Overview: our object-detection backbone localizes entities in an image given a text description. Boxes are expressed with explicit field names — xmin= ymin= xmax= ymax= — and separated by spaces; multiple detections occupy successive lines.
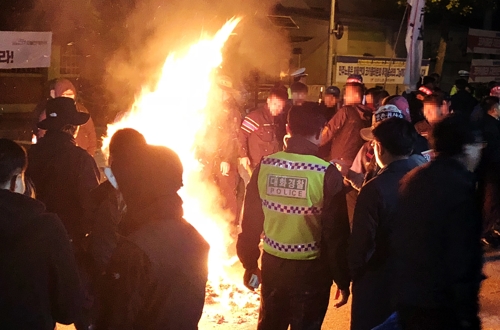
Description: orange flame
xmin=102 ymin=17 xmax=260 ymax=322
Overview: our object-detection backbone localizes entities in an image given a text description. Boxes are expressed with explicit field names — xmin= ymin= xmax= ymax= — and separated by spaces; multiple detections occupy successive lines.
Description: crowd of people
xmin=0 ymin=71 xmax=499 ymax=330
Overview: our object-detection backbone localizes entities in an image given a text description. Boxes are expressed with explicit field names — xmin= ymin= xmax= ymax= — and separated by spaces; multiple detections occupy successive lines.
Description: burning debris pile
xmin=102 ymin=18 xmax=261 ymax=324
xmin=204 ymin=283 xmax=260 ymax=324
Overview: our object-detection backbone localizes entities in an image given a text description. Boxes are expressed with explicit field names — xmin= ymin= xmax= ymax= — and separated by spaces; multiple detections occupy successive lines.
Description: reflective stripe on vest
xmin=258 ymin=151 xmax=329 ymax=260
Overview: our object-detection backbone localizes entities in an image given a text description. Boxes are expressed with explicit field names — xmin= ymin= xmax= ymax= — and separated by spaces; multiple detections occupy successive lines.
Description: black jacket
xmin=97 ymin=198 xmax=209 ymax=330
xmin=393 ymin=157 xmax=483 ymax=324
xmin=348 ymin=159 xmax=418 ymax=330
xmin=0 ymin=189 xmax=81 ymax=329
xmin=27 ymin=130 xmax=100 ymax=246
xmin=90 ymin=181 xmax=126 ymax=273
xmin=237 ymin=136 xmax=351 ymax=291
xmin=451 ymin=90 xmax=478 ymax=118
xmin=321 ymin=104 xmax=372 ymax=164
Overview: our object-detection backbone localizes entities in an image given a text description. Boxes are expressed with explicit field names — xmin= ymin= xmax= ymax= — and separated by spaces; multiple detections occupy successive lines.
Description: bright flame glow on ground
xmin=102 ymin=18 xmax=260 ymax=323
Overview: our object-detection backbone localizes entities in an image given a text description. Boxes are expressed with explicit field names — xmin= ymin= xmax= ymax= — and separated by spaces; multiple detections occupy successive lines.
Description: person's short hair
xmin=109 ymin=128 xmax=147 ymax=160
xmin=372 ymin=117 xmax=417 ymax=156
xmin=290 ymin=82 xmax=308 ymax=94
xmin=423 ymin=92 xmax=445 ymax=106
xmin=268 ymin=87 xmax=288 ymax=101
xmin=480 ymin=96 xmax=500 ymax=115
xmin=287 ymin=103 xmax=326 ymax=137
xmin=0 ymin=139 xmax=27 ymax=186
xmin=429 ymin=72 xmax=441 ymax=81
xmin=423 ymin=75 xmax=436 ymax=86
xmin=366 ymin=88 xmax=389 ymax=107
xmin=431 ymin=114 xmax=479 ymax=157
xmin=365 ymin=87 xmax=379 ymax=97
xmin=455 ymin=78 xmax=468 ymax=91
xmin=488 ymin=81 xmax=499 ymax=91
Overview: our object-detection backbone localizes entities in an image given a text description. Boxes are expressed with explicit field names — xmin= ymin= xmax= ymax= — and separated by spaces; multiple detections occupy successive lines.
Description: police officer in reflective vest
xmin=237 ymin=104 xmax=351 ymax=330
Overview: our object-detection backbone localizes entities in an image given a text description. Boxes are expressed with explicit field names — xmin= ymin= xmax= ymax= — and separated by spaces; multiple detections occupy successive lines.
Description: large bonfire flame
xmin=102 ymin=18 xmax=260 ymax=324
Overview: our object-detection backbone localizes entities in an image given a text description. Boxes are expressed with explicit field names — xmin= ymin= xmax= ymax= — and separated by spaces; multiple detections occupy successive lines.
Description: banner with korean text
xmin=335 ymin=55 xmax=430 ymax=85
xmin=0 ymin=31 xmax=52 ymax=69
xmin=469 ymin=59 xmax=500 ymax=83
xmin=467 ymin=28 xmax=500 ymax=55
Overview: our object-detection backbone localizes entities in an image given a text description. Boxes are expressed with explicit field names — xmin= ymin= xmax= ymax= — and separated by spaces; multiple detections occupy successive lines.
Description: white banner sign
xmin=469 ymin=59 xmax=500 ymax=83
xmin=0 ymin=31 xmax=52 ymax=69
xmin=467 ymin=28 xmax=500 ymax=55
xmin=335 ymin=56 xmax=430 ymax=85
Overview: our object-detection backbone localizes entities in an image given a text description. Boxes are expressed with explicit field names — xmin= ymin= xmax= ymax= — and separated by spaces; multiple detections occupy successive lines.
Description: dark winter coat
xmin=89 ymin=181 xmax=126 ymax=273
xmin=0 ymin=189 xmax=82 ymax=329
xmin=238 ymin=105 xmax=280 ymax=168
xmin=393 ymin=157 xmax=483 ymax=326
xmin=450 ymin=90 xmax=478 ymax=118
xmin=321 ymin=104 xmax=373 ymax=164
xmin=96 ymin=198 xmax=209 ymax=330
xmin=26 ymin=130 xmax=100 ymax=249
xmin=348 ymin=159 xmax=418 ymax=330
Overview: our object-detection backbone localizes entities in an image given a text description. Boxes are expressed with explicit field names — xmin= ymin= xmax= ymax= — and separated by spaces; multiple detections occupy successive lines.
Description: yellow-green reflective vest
xmin=257 ymin=151 xmax=329 ymax=260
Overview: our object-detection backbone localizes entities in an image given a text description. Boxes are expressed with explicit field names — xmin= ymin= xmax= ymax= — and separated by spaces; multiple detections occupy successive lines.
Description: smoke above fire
xmin=104 ymin=0 xmax=291 ymax=105
xmin=25 ymin=0 xmax=290 ymax=110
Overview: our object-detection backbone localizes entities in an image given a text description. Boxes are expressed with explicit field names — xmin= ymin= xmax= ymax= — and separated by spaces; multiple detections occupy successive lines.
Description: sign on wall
xmin=467 ymin=28 xmax=500 ymax=55
xmin=335 ymin=55 xmax=430 ymax=85
xmin=0 ymin=31 xmax=52 ymax=69
xmin=469 ymin=59 xmax=500 ymax=83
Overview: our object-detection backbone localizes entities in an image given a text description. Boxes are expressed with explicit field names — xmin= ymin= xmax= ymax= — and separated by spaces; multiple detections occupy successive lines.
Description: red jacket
xmin=238 ymin=105 xmax=279 ymax=168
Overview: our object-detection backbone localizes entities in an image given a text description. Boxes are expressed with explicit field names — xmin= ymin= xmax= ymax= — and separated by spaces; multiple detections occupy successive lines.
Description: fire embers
xmin=203 ymin=282 xmax=260 ymax=325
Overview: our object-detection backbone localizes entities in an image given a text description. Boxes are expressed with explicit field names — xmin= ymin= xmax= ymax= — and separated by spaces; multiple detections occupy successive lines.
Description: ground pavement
xmin=199 ymin=249 xmax=500 ymax=330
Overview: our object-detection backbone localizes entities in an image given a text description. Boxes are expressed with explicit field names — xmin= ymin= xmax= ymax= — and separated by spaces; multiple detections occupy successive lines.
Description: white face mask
xmin=463 ymin=143 xmax=485 ymax=172
xmin=104 ymin=167 xmax=119 ymax=189
xmin=13 ymin=172 xmax=26 ymax=195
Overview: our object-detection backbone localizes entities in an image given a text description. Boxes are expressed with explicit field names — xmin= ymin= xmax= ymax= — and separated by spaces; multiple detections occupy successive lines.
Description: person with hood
xmin=0 ymin=138 xmax=82 ymax=329
xmin=394 ymin=114 xmax=484 ymax=329
xmin=237 ymin=104 xmax=350 ymax=330
xmin=97 ymin=144 xmax=209 ymax=330
xmin=320 ymin=82 xmax=372 ymax=164
xmin=348 ymin=118 xmax=419 ymax=330
xmin=90 ymin=128 xmax=147 ymax=274
xmin=33 ymin=78 xmax=97 ymax=156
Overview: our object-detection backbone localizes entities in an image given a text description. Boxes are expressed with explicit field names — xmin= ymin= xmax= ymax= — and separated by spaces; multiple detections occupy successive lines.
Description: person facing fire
xmin=26 ymin=97 xmax=100 ymax=329
xmin=27 ymin=97 xmax=100 ymax=250
xmin=238 ymin=87 xmax=288 ymax=174
xmin=0 ymin=139 xmax=82 ymax=330
xmin=33 ymin=78 xmax=97 ymax=156
xmin=237 ymin=103 xmax=351 ymax=330
xmin=97 ymin=144 xmax=209 ymax=329
xmin=211 ymin=75 xmax=243 ymax=226
xmin=290 ymin=82 xmax=309 ymax=106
